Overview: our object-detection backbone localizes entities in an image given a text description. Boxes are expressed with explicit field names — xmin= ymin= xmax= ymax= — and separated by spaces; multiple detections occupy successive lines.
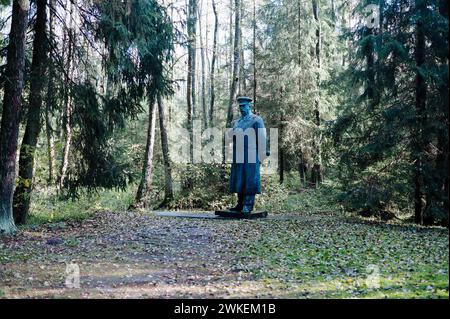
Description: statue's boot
xmin=241 ymin=194 xmax=255 ymax=214
xmin=241 ymin=206 xmax=252 ymax=214
xmin=228 ymin=193 xmax=244 ymax=212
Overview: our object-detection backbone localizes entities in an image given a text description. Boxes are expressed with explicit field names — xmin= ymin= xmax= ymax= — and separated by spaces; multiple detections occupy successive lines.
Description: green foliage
xmin=64 ymin=82 xmax=133 ymax=196
xmin=257 ymin=179 xmax=340 ymax=214
xmin=93 ymin=0 xmax=174 ymax=98
xmin=255 ymin=0 xmax=339 ymax=170
xmin=330 ymin=0 xmax=448 ymax=224
xmin=59 ymin=0 xmax=175 ymax=197
xmin=27 ymin=187 xmax=134 ymax=226
xmin=168 ymin=164 xmax=234 ymax=210
xmin=163 ymin=169 xmax=339 ymax=214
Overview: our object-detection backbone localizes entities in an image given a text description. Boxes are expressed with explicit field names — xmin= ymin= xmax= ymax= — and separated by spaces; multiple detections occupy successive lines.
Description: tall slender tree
xmin=209 ymin=0 xmax=218 ymax=125
xmin=297 ymin=0 xmax=307 ymax=187
xmin=59 ymin=0 xmax=75 ymax=189
xmin=226 ymin=0 xmax=241 ymax=128
xmin=198 ymin=1 xmax=207 ymax=129
xmin=186 ymin=0 xmax=197 ymax=165
xmin=45 ymin=0 xmax=56 ymax=186
xmin=252 ymin=0 xmax=257 ymax=110
xmin=13 ymin=0 xmax=48 ymax=225
xmin=0 ymin=0 xmax=30 ymax=234
xmin=239 ymin=0 xmax=245 ymax=94
xmin=134 ymin=94 xmax=157 ymax=206
xmin=311 ymin=0 xmax=322 ymax=186
xmin=157 ymin=94 xmax=174 ymax=204
xmin=437 ymin=0 xmax=449 ymax=217
xmin=413 ymin=0 xmax=427 ymax=224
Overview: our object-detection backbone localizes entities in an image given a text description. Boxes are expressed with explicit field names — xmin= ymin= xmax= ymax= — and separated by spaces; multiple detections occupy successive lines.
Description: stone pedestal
xmin=214 ymin=210 xmax=268 ymax=219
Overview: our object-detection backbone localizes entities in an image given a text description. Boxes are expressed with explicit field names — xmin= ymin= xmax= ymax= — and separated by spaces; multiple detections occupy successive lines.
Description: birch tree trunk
xmin=228 ymin=0 xmax=233 ymax=92
xmin=185 ymin=0 xmax=198 ymax=190
xmin=59 ymin=0 xmax=75 ymax=189
xmin=191 ymin=0 xmax=197 ymax=119
xmin=252 ymin=0 xmax=257 ymax=111
xmin=198 ymin=2 xmax=207 ymax=129
xmin=239 ymin=0 xmax=245 ymax=94
xmin=209 ymin=0 xmax=218 ymax=125
xmin=134 ymin=94 xmax=158 ymax=206
xmin=226 ymin=0 xmax=241 ymax=129
xmin=157 ymin=94 xmax=174 ymax=204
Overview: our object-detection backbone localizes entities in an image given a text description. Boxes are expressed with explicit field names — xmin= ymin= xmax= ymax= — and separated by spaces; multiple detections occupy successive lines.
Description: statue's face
xmin=239 ymin=102 xmax=251 ymax=116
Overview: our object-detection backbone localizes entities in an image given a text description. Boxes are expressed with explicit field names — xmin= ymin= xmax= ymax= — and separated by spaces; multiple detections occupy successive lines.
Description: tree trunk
xmin=437 ymin=0 xmax=449 ymax=224
xmin=311 ymin=0 xmax=322 ymax=187
xmin=134 ymin=94 xmax=158 ymax=206
xmin=228 ymin=0 xmax=233 ymax=92
xmin=279 ymin=115 xmax=285 ymax=184
xmin=0 ymin=0 xmax=29 ymax=234
xmin=365 ymin=22 xmax=377 ymax=110
xmin=297 ymin=0 xmax=305 ymax=186
xmin=185 ymin=0 xmax=197 ymax=190
xmin=191 ymin=0 xmax=197 ymax=119
xmin=209 ymin=0 xmax=218 ymax=125
xmin=413 ymin=0 xmax=427 ymax=225
xmin=226 ymin=0 xmax=241 ymax=129
xmin=187 ymin=24 xmax=193 ymax=165
xmin=223 ymin=0 xmax=240 ymax=177
xmin=252 ymin=0 xmax=257 ymax=111
xmin=46 ymin=0 xmax=56 ymax=186
xmin=331 ymin=0 xmax=336 ymax=26
xmin=157 ymin=94 xmax=174 ymax=205
xmin=198 ymin=3 xmax=207 ymax=129
xmin=298 ymin=153 xmax=307 ymax=188
xmin=45 ymin=108 xmax=56 ymax=186
xmin=59 ymin=0 xmax=75 ymax=189
xmin=187 ymin=0 xmax=197 ymax=160
xmin=239 ymin=0 xmax=245 ymax=94
xmin=13 ymin=0 xmax=48 ymax=225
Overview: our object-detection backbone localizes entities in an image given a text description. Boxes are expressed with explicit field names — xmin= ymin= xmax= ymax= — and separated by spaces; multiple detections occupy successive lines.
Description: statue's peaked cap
xmin=237 ymin=96 xmax=252 ymax=103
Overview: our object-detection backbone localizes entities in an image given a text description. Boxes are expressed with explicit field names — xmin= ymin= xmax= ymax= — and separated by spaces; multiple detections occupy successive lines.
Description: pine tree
xmin=331 ymin=0 xmax=448 ymax=225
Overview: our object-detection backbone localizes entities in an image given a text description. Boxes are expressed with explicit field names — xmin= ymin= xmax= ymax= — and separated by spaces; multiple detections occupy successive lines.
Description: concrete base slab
xmin=154 ymin=211 xmax=268 ymax=220
xmin=155 ymin=211 xmax=219 ymax=219
xmin=214 ymin=210 xmax=268 ymax=219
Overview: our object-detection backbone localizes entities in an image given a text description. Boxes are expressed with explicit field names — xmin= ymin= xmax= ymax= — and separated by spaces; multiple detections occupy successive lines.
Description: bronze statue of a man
xmin=227 ymin=96 xmax=270 ymax=214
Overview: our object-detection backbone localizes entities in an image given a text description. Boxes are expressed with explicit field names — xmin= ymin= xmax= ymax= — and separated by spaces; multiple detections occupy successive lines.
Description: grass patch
xmin=257 ymin=180 xmax=341 ymax=214
xmin=26 ymin=187 xmax=135 ymax=226
xmin=0 ymin=251 xmax=33 ymax=265
xmin=243 ymin=192 xmax=449 ymax=299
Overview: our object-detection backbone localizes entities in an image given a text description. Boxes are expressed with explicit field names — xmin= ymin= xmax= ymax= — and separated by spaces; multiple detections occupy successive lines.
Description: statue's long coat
xmin=229 ymin=114 xmax=267 ymax=194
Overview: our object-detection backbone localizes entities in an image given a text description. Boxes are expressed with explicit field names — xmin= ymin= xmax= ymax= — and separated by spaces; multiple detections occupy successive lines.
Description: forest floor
xmin=0 ymin=207 xmax=448 ymax=299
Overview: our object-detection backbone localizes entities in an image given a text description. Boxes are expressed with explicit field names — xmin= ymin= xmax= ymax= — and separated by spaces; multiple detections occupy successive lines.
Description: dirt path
xmin=0 ymin=211 xmax=284 ymax=298
xmin=1 ymin=210 xmax=448 ymax=299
